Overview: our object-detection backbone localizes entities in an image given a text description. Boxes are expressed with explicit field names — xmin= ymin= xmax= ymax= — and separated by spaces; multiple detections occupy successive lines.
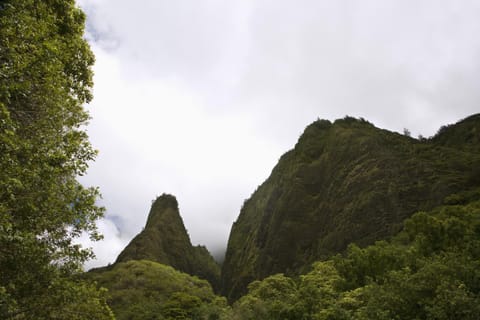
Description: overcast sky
xmin=75 ymin=0 xmax=480 ymax=269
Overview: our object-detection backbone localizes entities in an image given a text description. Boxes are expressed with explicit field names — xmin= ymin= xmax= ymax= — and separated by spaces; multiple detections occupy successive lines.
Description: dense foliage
xmin=229 ymin=189 xmax=480 ymax=319
xmin=431 ymin=114 xmax=480 ymax=150
xmin=2 ymin=0 xmax=478 ymax=318
xmin=93 ymin=190 xmax=480 ymax=319
xmin=0 ymin=0 xmax=112 ymax=318
xmin=116 ymin=194 xmax=221 ymax=290
xmin=87 ymin=260 xmax=229 ymax=320
xmin=222 ymin=115 xmax=480 ymax=301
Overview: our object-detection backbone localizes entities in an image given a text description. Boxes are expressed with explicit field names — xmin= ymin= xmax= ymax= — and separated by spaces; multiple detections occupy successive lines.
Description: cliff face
xmin=221 ymin=115 xmax=480 ymax=301
xmin=116 ymin=194 xmax=220 ymax=290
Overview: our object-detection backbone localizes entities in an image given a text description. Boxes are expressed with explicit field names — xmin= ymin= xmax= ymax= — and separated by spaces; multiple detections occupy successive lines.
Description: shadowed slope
xmin=221 ymin=115 xmax=480 ymax=301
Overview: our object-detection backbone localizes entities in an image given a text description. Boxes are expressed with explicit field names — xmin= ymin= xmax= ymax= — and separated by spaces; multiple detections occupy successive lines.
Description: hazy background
xmin=76 ymin=0 xmax=480 ymax=269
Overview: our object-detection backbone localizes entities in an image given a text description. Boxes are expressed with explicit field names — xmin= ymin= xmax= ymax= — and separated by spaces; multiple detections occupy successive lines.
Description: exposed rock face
xmin=221 ymin=115 xmax=480 ymax=301
xmin=116 ymin=194 xmax=220 ymax=290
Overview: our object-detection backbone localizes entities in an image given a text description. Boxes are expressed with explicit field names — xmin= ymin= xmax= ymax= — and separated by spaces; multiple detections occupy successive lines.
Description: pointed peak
xmin=145 ymin=193 xmax=181 ymax=229
xmin=113 ymin=194 xmax=221 ymax=288
xmin=151 ymin=193 xmax=178 ymax=211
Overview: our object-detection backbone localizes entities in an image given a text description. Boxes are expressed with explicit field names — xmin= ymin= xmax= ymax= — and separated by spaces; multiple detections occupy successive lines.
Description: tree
xmin=232 ymin=274 xmax=298 ymax=320
xmin=0 ymin=0 xmax=112 ymax=318
xmin=296 ymin=261 xmax=344 ymax=318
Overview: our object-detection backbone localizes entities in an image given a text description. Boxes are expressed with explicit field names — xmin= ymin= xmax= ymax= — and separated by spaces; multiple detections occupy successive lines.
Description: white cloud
xmin=79 ymin=43 xmax=283 ymax=267
xmin=77 ymin=218 xmax=125 ymax=270
xmin=77 ymin=0 xmax=480 ymax=268
xmin=237 ymin=0 xmax=480 ymax=138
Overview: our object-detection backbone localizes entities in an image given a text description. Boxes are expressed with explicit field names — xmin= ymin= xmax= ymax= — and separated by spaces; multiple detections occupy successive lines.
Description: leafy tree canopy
xmin=0 ymin=0 xmax=111 ymax=318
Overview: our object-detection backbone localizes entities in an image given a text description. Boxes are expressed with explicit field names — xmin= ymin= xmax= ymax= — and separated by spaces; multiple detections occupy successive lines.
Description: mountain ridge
xmin=87 ymin=113 xmax=480 ymax=306
xmin=221 ymin=114 xmax=480 ymax=301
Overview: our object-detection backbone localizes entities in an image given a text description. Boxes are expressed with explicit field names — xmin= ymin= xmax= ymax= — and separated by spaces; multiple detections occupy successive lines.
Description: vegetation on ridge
xmin=87 ymin=189 xmax=480 ymax=319
xmin=222 ymin=114 xmax=480 ymax=301
xmin=2 ymin=0 xmax=479 ymax=317
xmin=228 ymin=189 xmax=480 ymax=319
xmin=88 ymin=114 xmax=479 ymax=319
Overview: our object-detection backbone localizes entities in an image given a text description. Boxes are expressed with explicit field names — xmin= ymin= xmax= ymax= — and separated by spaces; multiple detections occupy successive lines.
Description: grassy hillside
xmin=86 ymin=260 xmax=228 ymax=320
xmin=221 ymin=115 xmax=480 ymax=301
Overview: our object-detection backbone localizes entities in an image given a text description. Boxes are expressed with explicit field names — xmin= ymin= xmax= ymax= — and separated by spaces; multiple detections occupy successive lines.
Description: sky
xmin=75 ymin=0 xmax=480 ymax=269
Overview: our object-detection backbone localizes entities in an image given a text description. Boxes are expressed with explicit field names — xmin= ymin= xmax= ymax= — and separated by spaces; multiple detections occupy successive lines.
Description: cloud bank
xmin=76 ymin=0 xmax=480 ymax=268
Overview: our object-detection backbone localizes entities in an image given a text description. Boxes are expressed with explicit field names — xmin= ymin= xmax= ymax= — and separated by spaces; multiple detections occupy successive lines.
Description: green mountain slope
xmin=431 ymin=113 xmax=480 ymax=150
xmin=86 ymin=260 xmax=228 ymax=320
xmin=221 ymin=115 xmax=480 ymax=301
xmin=229 ymin=189 xmax=480 ymax=319
xmin=115 ymin=194 xmax=220 ymax=290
